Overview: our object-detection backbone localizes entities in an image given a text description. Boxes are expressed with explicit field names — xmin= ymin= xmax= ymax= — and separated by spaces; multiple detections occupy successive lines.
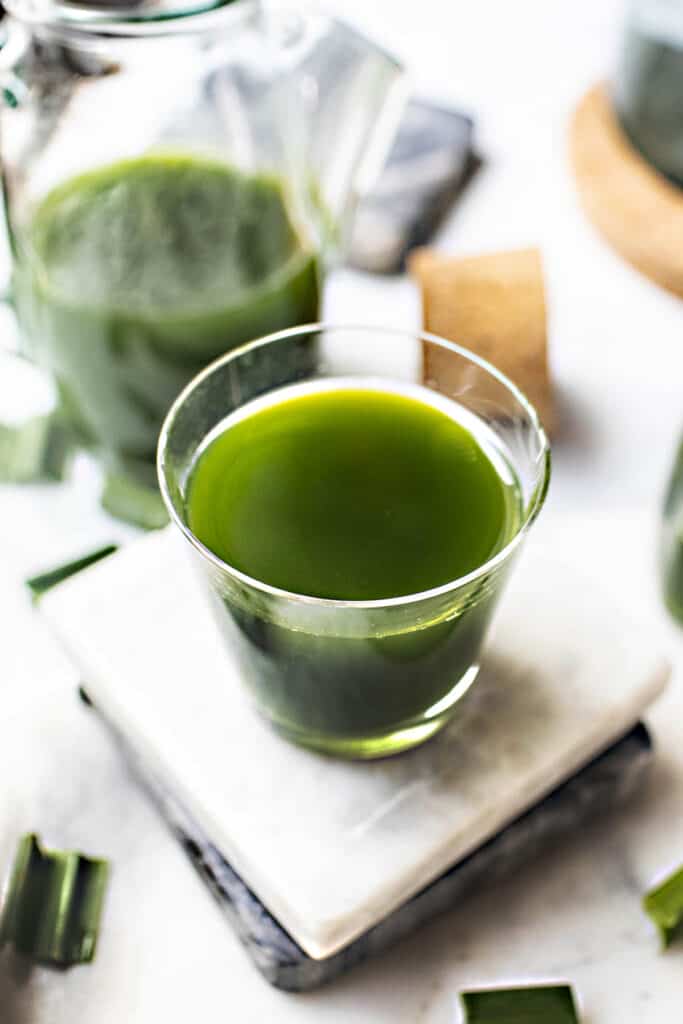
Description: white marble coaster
xmin=40 ymin=527 xmax=669 ymax=960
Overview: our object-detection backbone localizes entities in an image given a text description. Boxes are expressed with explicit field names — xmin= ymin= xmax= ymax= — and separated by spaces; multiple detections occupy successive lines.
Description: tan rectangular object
xmin=410 ymin=247 xmax=555 ymax=434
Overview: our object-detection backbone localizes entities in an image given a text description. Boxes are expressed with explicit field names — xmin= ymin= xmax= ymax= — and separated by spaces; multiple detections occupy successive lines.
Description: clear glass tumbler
xmin=158 ymin=325 xmax=551 ymax=758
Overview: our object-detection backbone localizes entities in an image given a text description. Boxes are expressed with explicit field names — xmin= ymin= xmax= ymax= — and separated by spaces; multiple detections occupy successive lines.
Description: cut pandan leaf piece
xmin=26 ymin=544 xmax=117 ymax=601
xmin=101 ymin=472 xmax=169 ymax=530
xmin=660 ymin=439 xmax=683 ymax=624
xmin=460 ymin=984 xmax=579 ymax=1023
xmin=0 ymin=412 xmax=73 ymax=482
xmin=661 ymin=517 xmax=683 ymax=625
xmin=0 ymin=834 xmax=109 ymax=966
xmin=644 ymin=863 xmax=683 ymax=948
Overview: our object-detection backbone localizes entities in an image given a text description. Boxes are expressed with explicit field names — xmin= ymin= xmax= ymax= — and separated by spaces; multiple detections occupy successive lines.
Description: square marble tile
xmin=40 ymin=528 xmax=669 ymax=960
xmin=88 ymin=710 xmax=654 ymax=990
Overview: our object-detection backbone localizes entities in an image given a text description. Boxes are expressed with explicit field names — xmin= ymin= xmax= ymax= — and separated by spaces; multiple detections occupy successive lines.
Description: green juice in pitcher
xmin=186 ymin=380 xmax=522 ymax=755
xmin=13 ymin=153 xmax=321 ymax=483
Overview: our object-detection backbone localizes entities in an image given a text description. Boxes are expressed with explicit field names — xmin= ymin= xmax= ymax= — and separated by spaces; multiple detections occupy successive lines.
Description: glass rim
xmin=157 ymin=322 xmax=551 ymax=611
xmin=4 ymin=0 xmax=253 ymax=35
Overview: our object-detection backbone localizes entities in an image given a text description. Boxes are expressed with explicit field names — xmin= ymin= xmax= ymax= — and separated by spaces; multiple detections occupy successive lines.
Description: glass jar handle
xmin=0 ymin=20 xmax=29 ymax=112
xmin=0 ymin=19 xmax=28 ymax=348
xmin=0 ymin=166 xmax=72 ymax=482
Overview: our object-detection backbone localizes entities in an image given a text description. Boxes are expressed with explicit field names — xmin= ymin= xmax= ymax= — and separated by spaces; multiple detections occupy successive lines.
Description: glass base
xmin=269 ymin=664 xmax=480 ymax=760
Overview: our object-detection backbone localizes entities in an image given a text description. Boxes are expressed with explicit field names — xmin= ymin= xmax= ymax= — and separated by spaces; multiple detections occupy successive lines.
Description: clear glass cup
xmin=158 ymin=324 xmax=551 ymax=758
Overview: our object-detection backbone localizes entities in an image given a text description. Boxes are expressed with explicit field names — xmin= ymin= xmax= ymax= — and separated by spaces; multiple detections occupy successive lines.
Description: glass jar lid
xmin=4 ymin=0 xmax=243 ymax=30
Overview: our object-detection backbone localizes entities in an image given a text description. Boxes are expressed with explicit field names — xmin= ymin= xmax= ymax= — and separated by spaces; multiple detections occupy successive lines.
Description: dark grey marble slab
xmin=82 ymin=690 xmax=651 ymax=993
xmin=348 ymin=98 xmax=478 ymax=274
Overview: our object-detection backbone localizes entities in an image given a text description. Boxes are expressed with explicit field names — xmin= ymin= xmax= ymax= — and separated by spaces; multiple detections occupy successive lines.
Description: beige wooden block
xmin=409 ymin=246 xmax=555 ymax=435
xmin=570 ymin=83 xmax=683 ymax=299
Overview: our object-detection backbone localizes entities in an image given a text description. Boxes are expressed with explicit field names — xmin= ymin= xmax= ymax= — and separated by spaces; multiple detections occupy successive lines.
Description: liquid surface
xmin=14 ymin=153 xmax=320 ymax=469
xmin=187 ymin=384 xmax=520 ymax=601
xmin=29 ymin=153 xmax=308 ymax=316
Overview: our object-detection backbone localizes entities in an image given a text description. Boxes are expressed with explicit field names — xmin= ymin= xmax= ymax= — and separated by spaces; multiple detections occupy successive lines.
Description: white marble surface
xmin=39 ymin=525 xmax=668 ymax=960
xmin=2 ymin=0 xmax=683 ymax=1019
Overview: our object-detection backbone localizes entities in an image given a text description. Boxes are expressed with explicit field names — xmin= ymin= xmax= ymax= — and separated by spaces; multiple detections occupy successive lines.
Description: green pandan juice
xmin=186 ymin=380 xmax=522 ymax=756
xmin=13 ymin=153 xmax=320 ymax=483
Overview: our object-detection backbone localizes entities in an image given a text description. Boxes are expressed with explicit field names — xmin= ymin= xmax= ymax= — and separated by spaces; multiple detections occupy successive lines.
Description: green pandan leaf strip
xmin=100 ymin=472 xmax=169 ymax=530
xmin=0 ymin=834 xmax=109 ymax=966
xmin=460 ymin=984 xmax=579 ymax=1023
xmin=0 ymin=413 xmax=74 ymax=483
xmin=26 ymin=544 xmax=118 ymax=601
xmin=644 ymin=863 xmax=683 ymax=948
xmin=660 ymin=437 xmax=683 ymax=624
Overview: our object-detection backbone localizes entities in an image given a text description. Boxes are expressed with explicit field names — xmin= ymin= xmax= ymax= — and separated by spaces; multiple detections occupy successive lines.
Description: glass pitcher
xmin=0 ymin=0 xmax=404 ymax=504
